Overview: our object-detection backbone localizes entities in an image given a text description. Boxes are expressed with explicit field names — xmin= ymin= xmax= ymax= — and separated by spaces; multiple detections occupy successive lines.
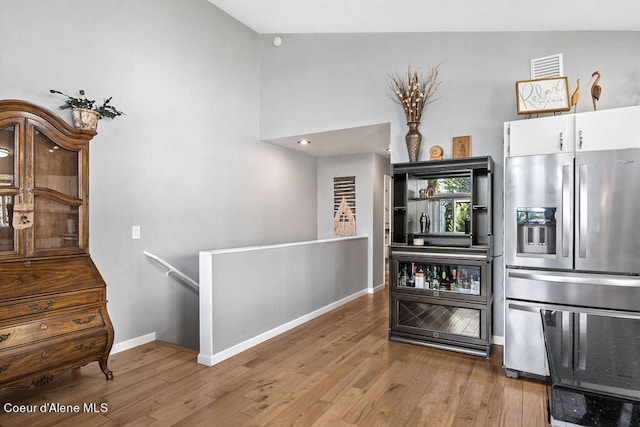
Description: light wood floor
xmin=0 ymin=289 xmax=549 ymax=426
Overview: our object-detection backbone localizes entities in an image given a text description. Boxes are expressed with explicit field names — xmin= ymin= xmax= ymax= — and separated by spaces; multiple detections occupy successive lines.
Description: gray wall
xmin=3 ymin=1 xmax=640 ymax=345
xmin=317 ymin=153 xmax=390 ymax=289
xmin=259 ymin=31 xmax=640 ymax=337
xmin=0 ymin=0 xmax=318 ymax=350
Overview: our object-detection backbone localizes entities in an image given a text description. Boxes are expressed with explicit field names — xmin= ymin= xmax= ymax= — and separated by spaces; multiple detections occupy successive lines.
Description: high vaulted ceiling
xmin=208 ymin=0 xmax=640 ymax=34
xmin=207 ymin=0 xmax=640 ymax=158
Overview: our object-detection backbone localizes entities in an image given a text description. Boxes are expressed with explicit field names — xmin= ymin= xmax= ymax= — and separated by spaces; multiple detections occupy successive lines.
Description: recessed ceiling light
xmin=0 ymin=148 xmax=9 ymax=158
xmin=297 ymin=139 xmax=311 ymax=145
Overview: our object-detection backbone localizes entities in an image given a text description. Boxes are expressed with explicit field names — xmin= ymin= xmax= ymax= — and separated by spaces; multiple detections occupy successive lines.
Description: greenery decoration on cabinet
xmin=50 ymin=89 xmax=124 ymax=131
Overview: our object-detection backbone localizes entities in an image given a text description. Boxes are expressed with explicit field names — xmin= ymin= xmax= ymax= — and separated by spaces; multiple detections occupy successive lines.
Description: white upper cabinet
xmin=505 ymin=106 xmax=640 ymax=157
xmin=505 ymin=114 xmax=573 ymax=157
xmin=575 ymin=105 xmax=640 ymax=152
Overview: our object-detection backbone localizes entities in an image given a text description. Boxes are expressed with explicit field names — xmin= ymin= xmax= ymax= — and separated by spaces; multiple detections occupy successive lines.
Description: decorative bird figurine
xmin=571 ymin=76 xmax=581 ymax=113
xmin=589 ymin=71 xmax=602 ymax=111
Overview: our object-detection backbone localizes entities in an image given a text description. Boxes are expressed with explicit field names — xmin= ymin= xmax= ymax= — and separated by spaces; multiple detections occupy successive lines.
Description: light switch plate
xmin=132 ymin=226 xmax=140 ymax=240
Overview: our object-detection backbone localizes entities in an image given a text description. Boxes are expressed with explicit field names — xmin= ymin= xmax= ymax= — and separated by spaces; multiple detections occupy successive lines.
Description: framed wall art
xmin=333 ymin=176 xmax=356 ymax=236
xmin=515 ymin=76 xmax=571 ymax=115
xmin=452 ymin=135 xmax=472 ymax=158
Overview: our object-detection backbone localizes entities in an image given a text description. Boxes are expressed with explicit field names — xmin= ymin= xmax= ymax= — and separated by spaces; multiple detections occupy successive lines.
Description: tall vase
xmin=405 ymin=121 xmax=422 ymax=162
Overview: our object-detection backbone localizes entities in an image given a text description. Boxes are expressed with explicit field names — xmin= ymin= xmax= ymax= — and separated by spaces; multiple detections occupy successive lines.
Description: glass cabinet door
xmin=390 ymin=249 xmax=490 ymax=303
xmin=396 ymin=298 xmax=482 ymax=339
xmin=0 ymin=122 xmax=21 ymax=256
xmin=396 ymin=259 xmax=481 ymax=295
xmin=29 ymin=128 xmax=85 ymax=256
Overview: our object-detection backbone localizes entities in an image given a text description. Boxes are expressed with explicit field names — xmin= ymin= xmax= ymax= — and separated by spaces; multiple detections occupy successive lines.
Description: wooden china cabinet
xmin=0 ymin=100 xmax=114 ymax=389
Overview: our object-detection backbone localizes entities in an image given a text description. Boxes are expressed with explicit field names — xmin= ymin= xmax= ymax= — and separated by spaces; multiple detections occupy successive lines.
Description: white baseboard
xmin=369 ymin=283 xmax=386 ymax=293
xmin=110 ymin=332 xmax=157 ymax=355
xmin=493 ymin=335 xmax=504 ymax=346
xmin=198 ymin=288 xmax=370 ymax=367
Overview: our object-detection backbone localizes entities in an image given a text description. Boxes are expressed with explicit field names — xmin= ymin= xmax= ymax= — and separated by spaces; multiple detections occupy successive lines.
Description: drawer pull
xmin=0 ymin=333 xmax=10 ymax=343
xmin=28 ymin=300 xmax=55 ymax=311
xmin=40 ymin=323 xmax=48 ymax=330
xmin=75 ymin=341 xmax=98 ymax=351
xmin=73 ymin=315 xmax=96 ymax=325
xmin=42 ymin=351 xmax=48 ymax=358
xmin=0 ymin=364 xmax=9 ymax=372
xmin=32 ymin=375 xmax=54 ymax=387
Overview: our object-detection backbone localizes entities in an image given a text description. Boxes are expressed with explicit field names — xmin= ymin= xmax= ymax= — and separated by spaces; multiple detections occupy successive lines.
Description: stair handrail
xmin=143 ymin=251 xmax=199 ymax=293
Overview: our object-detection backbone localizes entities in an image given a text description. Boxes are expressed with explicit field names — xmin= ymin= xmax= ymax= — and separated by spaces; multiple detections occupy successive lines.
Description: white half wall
xmin=198 ymin=236 xmax=368 ymax=366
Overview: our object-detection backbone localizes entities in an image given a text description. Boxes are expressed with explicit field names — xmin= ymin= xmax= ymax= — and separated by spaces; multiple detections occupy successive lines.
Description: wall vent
xmin=530 ymin=54 xmax=563 ymax=79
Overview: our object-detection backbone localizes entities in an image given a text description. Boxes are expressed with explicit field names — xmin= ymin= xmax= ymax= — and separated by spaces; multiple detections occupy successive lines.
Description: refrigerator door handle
xmin=507 ymin=303 xmax=541 ymax=313
xmin=579 ymin=164 xmax=588 ymax=258
xmin=508 ymin=270 xmax=640 ymax=288
xmin=562 ymin=165 xmax=571 ymax=257
xmin=578 ymin=312 xmax=587 ymax=370
xmin=562 ymin=311 xmax=570 ymax=367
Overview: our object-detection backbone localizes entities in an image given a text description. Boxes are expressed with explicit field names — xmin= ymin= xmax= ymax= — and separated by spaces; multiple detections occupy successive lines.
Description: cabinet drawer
xmin=0 ymin=257 xmax=106 ymax=299
xmin=0 ymin=289 xmax=103 ymax=322
xmin=0 ymin=309 xmax=105 ymax=349
xmin=0 ymin=332 xmax=107 ymax=384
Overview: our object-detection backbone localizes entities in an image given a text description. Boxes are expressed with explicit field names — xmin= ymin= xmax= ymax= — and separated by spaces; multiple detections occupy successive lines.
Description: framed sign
xmin=452 ymin=135 xmax=472 ymax=158
xmin=515 ymin=76 xmax=571 ymax=115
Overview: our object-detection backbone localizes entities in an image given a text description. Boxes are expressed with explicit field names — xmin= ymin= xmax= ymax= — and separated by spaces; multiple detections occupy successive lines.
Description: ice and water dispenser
xmin=516 ymin=207 xmax=556 ymax=255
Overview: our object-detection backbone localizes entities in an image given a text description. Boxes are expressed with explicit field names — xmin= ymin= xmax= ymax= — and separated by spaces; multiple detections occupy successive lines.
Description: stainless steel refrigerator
xmin=504 ymin=148 xmax=640 ymax=378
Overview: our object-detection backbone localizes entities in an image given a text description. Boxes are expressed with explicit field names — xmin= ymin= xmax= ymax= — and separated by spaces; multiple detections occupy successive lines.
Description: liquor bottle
xmin=431 ymin=266 xmax=439 ymax=290
xmin=400 ymin=266 xmax=408 ymax=287
xmin=408 ymin=263 xmax=416 ymax=287
xmin=471 ymin=273 xmax=480 ymax=294
xmin=441 ymin=267 xmax=449 ymax=290
xmin=451 ymin=268 xmax=457 ymax=291
xmin=415 ymin=265 xmax=425 ymax=289
xmin=462 ymin=270 xmax=471 ymax=292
